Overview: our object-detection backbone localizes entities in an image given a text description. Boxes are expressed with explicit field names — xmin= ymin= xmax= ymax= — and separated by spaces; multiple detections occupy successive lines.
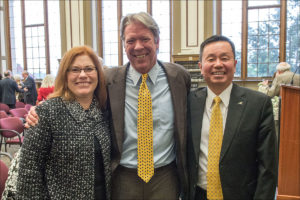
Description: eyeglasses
xmin=68 ymin=66 xmax=97 ymax=74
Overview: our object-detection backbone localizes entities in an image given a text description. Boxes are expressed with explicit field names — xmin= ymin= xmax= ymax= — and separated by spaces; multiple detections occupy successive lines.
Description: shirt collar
xmin=207 ymin=83 xmax=233 ymax=109
xmin=129 ymin=62 xmax=160 ymax=86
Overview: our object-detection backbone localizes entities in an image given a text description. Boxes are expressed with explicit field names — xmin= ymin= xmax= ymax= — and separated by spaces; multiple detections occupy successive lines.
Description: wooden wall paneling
xmin=117 ymin=0 xmax=122 ymax=66
xmin=277 ymin=86 xmax=300 ymax=200
xmin=21 ymin=0 xmax=27 ymax=70
xmin=186 ymin=0 xmax=198 ymax=47
xmin=279 ymin=0 xmax=287 ymax=62
xmin=241 ymin=0 xmax=248 ymax=80
xmin=44 ymin=0 xmax=50 ymax=74
xmin=97 ymin=0 xmax=103 ymax=58
xmin=4 ymin=0 xmax=11 ymax=71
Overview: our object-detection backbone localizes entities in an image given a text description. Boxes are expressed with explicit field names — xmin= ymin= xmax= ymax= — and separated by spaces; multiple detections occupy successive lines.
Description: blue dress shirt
xmin=120 ymin=62 xmax=176 ymax=168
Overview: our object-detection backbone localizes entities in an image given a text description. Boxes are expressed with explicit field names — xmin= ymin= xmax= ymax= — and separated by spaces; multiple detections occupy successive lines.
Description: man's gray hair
xmin=4 ymin=70 xmax=11 ymax=77
xmin=120 ymin=12 xmax=160 ymax=44
xmin=22 ymin=70 xmax=29 ymax=75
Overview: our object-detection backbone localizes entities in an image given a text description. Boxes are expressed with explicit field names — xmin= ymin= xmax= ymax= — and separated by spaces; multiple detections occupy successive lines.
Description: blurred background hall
xmin=0 ymin=1 xmax=299 ymax=200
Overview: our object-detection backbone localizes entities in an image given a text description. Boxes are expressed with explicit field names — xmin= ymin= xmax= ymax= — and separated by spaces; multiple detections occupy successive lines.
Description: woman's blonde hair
xmin=48 ymin=46 xmax=107 ymax=109
xmin=14 ymin=74 xmax=22 ymax=82
xmin=41 ymin=74 xmax=55 ymax=88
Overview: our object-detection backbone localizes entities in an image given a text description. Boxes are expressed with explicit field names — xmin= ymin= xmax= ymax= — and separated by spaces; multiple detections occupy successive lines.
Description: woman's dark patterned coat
xmin=16 ymin=97 xmax=111 ymax=200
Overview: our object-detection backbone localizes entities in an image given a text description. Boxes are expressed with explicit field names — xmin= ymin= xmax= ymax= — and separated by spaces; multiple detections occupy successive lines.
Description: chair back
xmin=0 ymin=111 xmax=9 ymax=119
xmin=25 ymin=104 xmax=32 ymax=112
xmin=0 ymin=160 xmax=9 ymax=199
xmin=9 ymin=108 xmax=28 ymax=118
xmin=0 ymin=103 xmax=10 ymax=114
xmin=0 ymin=117 xmax=24 ymax=138
xmin=15 ymin=101 xmax=25 ymax=108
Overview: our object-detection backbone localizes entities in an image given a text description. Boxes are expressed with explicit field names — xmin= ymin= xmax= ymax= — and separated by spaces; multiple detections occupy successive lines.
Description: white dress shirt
xmin=197 ymin=83 xmax=233 ymax=189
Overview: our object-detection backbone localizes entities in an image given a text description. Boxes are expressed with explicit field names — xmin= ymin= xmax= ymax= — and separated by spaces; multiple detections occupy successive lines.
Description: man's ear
xmin=234 ymin=60 xmax=237 ymax=73
xmin=155 ymin=37 xmax=160 ymax=51
xmin=198 ymin=62 xmax=203 ymax=73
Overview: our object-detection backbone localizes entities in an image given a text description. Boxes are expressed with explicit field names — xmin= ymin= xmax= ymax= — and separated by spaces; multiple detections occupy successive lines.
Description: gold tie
xmin=207 ymin=96 xmax=223 ymax=200
xmin=137 ymin=74 xmax=154 ymax=183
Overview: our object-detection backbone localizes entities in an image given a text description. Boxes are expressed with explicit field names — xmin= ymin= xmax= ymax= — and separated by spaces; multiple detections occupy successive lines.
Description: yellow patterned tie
xmin=207 ymin=96 xmax=223 ymax=200
xmin=137 ymin=74 xmax=154 ymax=183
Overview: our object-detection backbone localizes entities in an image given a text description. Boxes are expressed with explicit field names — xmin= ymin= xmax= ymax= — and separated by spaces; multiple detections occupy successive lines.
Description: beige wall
xmin=59 ymin=0 xmax=260 ymax=90
xmin=172 ymin=0 xmax=260 ymax=90
xmin=60 ymin=0 xmax=216 ymax=57
xmin=60 ymin=0 xmax=92 ymax=54
xmin=173 ymin=0 xmax=204 ymax=55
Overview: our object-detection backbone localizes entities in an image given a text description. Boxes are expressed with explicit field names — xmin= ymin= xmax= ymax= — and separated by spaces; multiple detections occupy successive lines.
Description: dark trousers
xmin=112 ymin=162 xmax=179 ymax=200
xmin=7 ymin=104 xmax=15 ymax=109
xmin=195 ymin=186 xmax=207 ymax=200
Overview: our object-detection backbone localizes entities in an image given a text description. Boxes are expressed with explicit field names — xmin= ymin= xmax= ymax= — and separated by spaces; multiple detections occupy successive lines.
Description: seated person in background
xmin=37 ymin=74 xmax=55 ymax=104
xmin=261 ymin=62 xmax=300 ymax=97
xmin=16 ymin=46 xmax=111 ymax=200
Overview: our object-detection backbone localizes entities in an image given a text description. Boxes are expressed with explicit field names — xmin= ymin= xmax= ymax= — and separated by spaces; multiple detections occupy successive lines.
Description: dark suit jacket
xmin=23 ymin=76 xmax=37 ymax=105
xmin=0 ymin=78 xmax=24 ymax=105
xmin=105 ymin=61 xmax=191 ymax=199
xmin=187 ymin=84 xmax=277 ymax=200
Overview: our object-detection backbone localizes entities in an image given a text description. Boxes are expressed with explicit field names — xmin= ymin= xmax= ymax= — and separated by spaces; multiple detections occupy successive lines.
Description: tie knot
xmin=214 ymin=96 xmax=221 ymax=105
xmin=142 ymin=74 xmax=148 ymax=83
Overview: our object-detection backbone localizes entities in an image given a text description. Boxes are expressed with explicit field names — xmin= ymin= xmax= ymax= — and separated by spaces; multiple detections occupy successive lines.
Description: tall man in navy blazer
xmin=0 ymin=71 xmax=25 ymax=108
xmin=105 ymin=12 xmax=190 ymax=200
xmin=22 ymin=71 xmax=37 ymax=105
xmin=187 ymin=35 xmax=277 ymax=200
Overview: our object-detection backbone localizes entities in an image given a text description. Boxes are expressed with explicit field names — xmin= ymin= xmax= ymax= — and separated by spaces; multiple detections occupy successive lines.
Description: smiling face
xmin=67 ymin=54 xmax=98 ymax=102
xmin=199 ymin=41 xmax=237 ymax=95
xmin=124 ymin=22 xmax=159 ymax=74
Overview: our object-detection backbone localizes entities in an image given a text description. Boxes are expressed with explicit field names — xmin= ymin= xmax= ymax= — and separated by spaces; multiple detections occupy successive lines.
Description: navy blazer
xmin=23 ymin=76 xmax=37 ymax=105
xmin=187 ymin=84 xmax=278 ymax=200
xmin=0 ymin=78 xmax=24 ymax=105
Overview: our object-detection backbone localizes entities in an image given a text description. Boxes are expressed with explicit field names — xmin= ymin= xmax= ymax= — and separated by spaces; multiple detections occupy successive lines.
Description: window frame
xmin=4 ymin=0 xmax=51 ymax=77
xmin=217 ymin=0 xmax=287 ymax=81
xmin=96 ymin=0 xmax=172 ymax=66
xmin=2 ymin=0 xmax=11 ymax=70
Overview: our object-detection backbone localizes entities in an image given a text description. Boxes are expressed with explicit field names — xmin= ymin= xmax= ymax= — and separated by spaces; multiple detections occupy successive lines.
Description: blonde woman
xmin=37 ymin=74 xmax=55 ymax=103
xmin=14 ymin=74 xmax=25 ymax=103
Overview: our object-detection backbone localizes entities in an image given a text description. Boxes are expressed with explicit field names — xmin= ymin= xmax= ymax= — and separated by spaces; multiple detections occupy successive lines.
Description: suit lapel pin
xmin=238 ymin=101 xmax=243 ymax=105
